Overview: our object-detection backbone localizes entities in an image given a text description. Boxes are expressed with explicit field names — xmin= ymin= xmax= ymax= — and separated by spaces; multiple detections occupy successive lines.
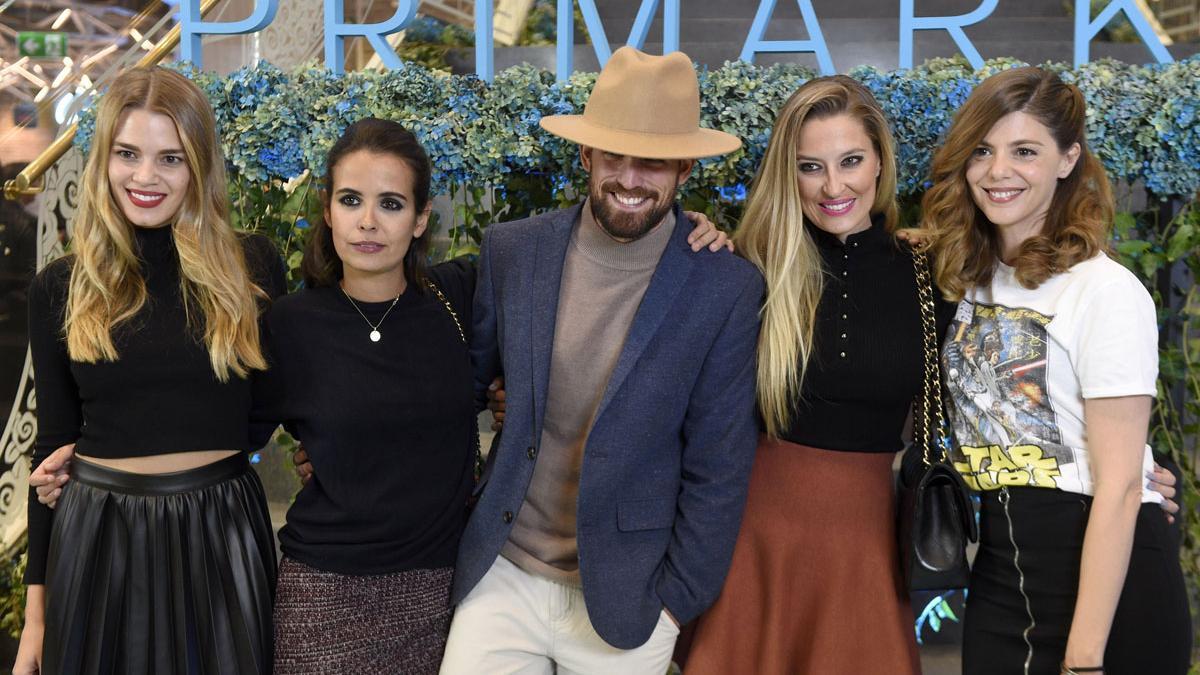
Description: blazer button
xmin=526 ymin=446 xmax=537 ymax=460
xmin=503 ymin=511 xmax=513 ymax=524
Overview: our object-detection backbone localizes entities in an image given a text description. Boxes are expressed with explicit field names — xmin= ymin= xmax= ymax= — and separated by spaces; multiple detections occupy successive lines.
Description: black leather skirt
xmin=41 ymin=453 xmax=276 ymax=675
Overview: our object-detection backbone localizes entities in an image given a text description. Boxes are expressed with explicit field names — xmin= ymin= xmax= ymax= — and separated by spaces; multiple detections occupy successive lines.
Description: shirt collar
xmin=807 ymin=212 xmax=890 ymax=250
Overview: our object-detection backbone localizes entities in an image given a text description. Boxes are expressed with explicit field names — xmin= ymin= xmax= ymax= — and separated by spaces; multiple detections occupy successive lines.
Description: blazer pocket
xmin=617 ymin=498 xmax=677 ymax=532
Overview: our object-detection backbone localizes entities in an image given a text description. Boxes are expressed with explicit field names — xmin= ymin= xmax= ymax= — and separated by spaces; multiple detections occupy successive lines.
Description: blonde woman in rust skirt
xmin=681 ymin=76 xmax=940 ymax=674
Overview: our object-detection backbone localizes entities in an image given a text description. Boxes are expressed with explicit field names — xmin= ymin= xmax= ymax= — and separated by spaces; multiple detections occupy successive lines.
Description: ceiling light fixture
xmin=81 ymin=44 xmax=118 ymax=69
xmin=51 ymin=67 xmax=71 ymax=88
xmin=128 ymin=28 xmax=154 ymax=50
xmin=51 ymin=8 xmax=72 ymax=30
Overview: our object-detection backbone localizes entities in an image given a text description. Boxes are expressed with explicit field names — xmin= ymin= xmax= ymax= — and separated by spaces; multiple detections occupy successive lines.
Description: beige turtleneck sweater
xmin=501 ymin=200 xmax=677 ymax=585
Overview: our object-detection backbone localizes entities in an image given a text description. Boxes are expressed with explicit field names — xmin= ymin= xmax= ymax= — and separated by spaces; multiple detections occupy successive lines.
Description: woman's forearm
xmin=24 ymin=584 xmax=44 ymax=625
xmin=1064 ymin=483 xmax=1141 ymax=665
xmin=1065 ymin=395 xmax=1153 ymax=668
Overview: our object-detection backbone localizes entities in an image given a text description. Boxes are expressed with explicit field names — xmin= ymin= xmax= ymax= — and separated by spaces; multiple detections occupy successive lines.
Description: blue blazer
xmin=454 ymin=204 xmax=763 ymax=649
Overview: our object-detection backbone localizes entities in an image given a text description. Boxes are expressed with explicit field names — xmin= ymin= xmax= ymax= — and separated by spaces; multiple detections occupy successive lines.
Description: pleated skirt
xmin=965 ymin=487 xmax=1192 ymax=675
xmin=683 ymin=436 xmax=920 ymax=675
xmin=272 ymin=557 xmax=454 ymax=674
xmin=42 ymin=454 xmax=276 ymax=675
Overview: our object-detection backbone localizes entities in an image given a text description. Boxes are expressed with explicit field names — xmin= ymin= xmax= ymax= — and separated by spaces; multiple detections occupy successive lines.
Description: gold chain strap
xmin=425 ymin=279 xmax=466 ymax=344
xmin=424 ymin=278 xmax=483 ymax=479
xmin=912 ymin=249 xmax=947 ymax=467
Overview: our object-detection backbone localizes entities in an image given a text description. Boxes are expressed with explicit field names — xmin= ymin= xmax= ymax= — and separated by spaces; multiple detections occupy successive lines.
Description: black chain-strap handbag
xmin=896 ymin=249 xmax=978 ymax=591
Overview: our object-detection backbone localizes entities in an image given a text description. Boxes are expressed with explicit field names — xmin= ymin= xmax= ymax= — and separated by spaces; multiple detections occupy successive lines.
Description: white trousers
xmin=439 ymin=555 xmax=679 ymax=675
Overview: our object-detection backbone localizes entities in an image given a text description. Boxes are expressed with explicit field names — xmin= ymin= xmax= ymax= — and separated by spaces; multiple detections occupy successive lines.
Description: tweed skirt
xmin=683 ymin=436 xmax=920 ymax=675
xmin=272 ymin=557 xmax=454 ymax=674
xmin=42 ymin=453 xmax=276 ymax=675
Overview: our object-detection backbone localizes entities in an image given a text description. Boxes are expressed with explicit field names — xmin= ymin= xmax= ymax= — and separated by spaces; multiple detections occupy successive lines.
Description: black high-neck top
xmin=25 ymin=225 xmax=286 ymax=583
xmin=780 ymin=217 xmax=953 ymax=453
xmin=252 ymin=259 xmax=477 ymax=576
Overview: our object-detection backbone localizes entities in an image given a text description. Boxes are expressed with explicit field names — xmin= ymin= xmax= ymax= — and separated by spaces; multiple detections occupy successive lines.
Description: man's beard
xmin=588 ymin=178 xmax=676 ymax=241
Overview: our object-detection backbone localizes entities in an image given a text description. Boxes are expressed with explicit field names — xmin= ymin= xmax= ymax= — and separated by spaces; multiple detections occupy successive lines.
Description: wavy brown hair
xmin=923 ymin=67 xmax=1113 ymax=301
xmin=302 ymin=117 xmax=432 ymax=292
xmin=66 ymin=66 xmax=267 ymax=380
xmin=733 ymin=75 xmax=899 ymax=437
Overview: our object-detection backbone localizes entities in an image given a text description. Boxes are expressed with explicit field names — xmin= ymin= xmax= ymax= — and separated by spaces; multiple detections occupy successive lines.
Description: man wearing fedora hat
xmin=439 ymin=47 xmax=763 ymax=673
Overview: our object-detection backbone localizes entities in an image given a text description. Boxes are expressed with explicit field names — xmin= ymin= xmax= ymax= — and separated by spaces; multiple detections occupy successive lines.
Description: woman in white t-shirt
xmin=924 ymin=67 xmax=1190 ymax=675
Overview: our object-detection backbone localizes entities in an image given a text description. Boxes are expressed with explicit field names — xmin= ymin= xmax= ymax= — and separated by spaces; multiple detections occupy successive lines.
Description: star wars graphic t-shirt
xmin=941 ymin=253 xmax=1161 ymax=503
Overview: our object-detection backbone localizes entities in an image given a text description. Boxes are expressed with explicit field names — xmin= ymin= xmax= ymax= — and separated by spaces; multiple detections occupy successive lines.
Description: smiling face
xmin=581 ymin=147 xmax=694 ymax=241
xmin=107 ymin=108 xmax=191 ymax=229
xmin=794 ymin=113 xmax=881 ymax=242
xmin=965 ymin=111 xmax=1080 ymax=248
xmin=326 ymin=149 xmax=429 ymax=295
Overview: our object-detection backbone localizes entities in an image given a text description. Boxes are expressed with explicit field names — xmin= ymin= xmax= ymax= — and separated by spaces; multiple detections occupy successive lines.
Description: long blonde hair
xmin=923 ymin=67 xmax=1113 ymax=300
xmin=734 ymin=75 xmax=899 ymax=437
xmin=66 ymin=66 xmax=266 ymax=380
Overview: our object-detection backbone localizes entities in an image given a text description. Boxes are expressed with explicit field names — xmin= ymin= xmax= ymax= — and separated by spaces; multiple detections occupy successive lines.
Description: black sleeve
xmin=248 ymin=307 xmax=284 ymax=449
xmin=427 ymin=256 xmax=477 ymax=342
xmin=935 ymin=296 xmax=957 ymax=342
xmin=243 ymin=234 xmax=288 ymax=449
xmin=241 ymin=233 xmax=288 ymax=300
xmin=25 ymin=260 xmax=80 ymax=584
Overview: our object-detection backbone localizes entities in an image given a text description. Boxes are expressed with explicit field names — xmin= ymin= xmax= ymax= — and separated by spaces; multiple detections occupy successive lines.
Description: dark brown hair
xmin=302 ymin=117 xmax=433 ymax=291
xmin=923 ymin=67 xmax=1114 ymax=300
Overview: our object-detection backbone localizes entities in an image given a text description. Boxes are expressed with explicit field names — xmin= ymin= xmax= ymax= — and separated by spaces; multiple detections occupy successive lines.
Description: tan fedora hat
xmin=540 ymin=47 xmax=742 ymax=160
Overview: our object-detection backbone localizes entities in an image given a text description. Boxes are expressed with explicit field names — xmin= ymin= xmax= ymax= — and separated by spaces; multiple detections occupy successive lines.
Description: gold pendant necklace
xmin=340 ymin=285 xmax=401 ymax=342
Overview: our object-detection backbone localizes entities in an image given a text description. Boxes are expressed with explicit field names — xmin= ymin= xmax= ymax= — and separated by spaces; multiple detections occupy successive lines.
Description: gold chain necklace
xmin=340 ymin=284 xmax=401 ymax=342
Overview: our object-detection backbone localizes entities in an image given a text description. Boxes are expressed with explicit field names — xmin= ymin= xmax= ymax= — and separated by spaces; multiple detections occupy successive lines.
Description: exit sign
xmin=18 ymin=32 xmax=68 ymax=59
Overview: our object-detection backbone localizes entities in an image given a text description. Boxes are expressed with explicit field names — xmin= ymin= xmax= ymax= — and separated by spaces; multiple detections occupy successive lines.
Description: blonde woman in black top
xmin=683 ymin=75 xmax=931 ymax=674
xmin=16 ymin=67 xmax=283 ymax=675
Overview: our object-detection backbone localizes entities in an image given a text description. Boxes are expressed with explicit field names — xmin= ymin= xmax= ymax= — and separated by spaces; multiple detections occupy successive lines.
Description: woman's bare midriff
xmin=76 ymin=449 xmax=240 ymax=474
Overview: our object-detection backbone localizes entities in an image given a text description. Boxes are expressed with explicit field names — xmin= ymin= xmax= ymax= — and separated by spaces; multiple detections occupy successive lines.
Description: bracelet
xmin=1061 ymin=664 xmax=1104 ymax=674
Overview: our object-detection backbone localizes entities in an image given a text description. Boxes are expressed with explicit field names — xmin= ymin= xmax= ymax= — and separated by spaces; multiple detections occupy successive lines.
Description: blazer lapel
xmin=529 ymin=204 xmax=580 ymax=436
xmin=592 ymin=205 xmax=695 ymax=422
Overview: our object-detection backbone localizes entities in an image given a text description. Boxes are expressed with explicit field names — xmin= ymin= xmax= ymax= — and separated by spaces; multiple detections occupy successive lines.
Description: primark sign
xmin=178 ymin=0 xmax=1176 ymax=80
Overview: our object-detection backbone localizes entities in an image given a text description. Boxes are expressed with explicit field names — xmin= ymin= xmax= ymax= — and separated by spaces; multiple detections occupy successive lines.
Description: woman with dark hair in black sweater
xmin=257 ymin=118 xmax=477 ymax=673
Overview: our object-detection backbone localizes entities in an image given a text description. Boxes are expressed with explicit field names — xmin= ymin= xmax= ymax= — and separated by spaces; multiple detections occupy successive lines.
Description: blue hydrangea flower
xmin=74 ymin=106 xmax=98 ymax=157
xmin=66 ymin=56 xmax=1200 ymax=211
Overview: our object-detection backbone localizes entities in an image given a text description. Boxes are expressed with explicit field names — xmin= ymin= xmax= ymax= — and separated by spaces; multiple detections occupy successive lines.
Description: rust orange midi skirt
xmin=683 ymin=436 xmax=920 ymax=675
